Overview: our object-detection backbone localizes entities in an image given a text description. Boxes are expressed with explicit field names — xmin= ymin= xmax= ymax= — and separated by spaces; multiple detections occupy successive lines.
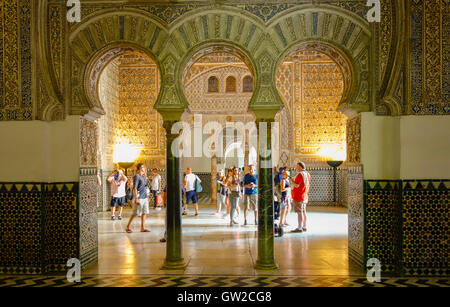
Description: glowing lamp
xmin=113 ymin=144 xmax=140 ymax=176
xmin=317 ymin=146 xmax=347 ymax=162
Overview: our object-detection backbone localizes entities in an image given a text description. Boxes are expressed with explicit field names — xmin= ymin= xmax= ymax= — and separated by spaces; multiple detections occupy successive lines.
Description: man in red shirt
xmin=289 ymin=162 xmax=311 ymax=233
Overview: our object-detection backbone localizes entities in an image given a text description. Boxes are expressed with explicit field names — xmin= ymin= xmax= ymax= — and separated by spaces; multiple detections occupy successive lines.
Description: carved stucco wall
xmin=276 ymin=50 xmax=347 ymax=162
xmin=346 ymin=114 xmax=361 ymax=164
xmin=97 ymin=59 xmax=120 ymax=170
xmin=184 ymin=52 xmax=253 ymax=114
xmin=0 ymin=0 xmax=32 ymax=121
xmin=97 ymin=52 xmax=165 ymax=170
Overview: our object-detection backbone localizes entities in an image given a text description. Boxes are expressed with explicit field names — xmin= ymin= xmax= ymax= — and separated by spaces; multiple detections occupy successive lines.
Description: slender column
xmin=244 ymin=141 xmax=249 ymax=173
xmin=162 ymin=121 xmax=185 ymax=269
xmin=255 ymin=119 xmax=278 ymax=270
xmin=211 ymin=154 xmax=217 ymax=204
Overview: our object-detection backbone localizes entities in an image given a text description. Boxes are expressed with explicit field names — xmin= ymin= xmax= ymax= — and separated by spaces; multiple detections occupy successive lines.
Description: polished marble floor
xmin=84 ymin=204 xmax=363 ymax=276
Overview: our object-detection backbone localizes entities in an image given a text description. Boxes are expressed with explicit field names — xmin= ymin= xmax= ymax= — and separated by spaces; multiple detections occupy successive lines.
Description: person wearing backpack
xmin=183 ymin=168 xmax=201 ymax=216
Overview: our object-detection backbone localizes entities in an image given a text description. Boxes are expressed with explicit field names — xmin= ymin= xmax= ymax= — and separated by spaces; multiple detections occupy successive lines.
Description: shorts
xmin=110 ymin=196 xmax=126 ymax=207
xmin=292 ymin=200 xmax=308 ymax=213
xmin=132 ymin=198 xmax=150 ymax=217
xmin=217 ymin=193 xmax=226 ymax=205
xmin=281 ymin=198 xmax=291 ymax=210
xmin=185 ymin=190 xmax=198 ymax=204
xmin=243 ymin=194 xmax=258 ymax=211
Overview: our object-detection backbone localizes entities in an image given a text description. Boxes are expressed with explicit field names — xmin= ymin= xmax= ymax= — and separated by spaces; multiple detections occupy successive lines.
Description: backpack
xmin=125 ymin=181 xmax=133 ymax=200
xmin=195 ymin=176 xmax=203 ymax=193
xmin=126 ymin=187 xmax=133 ymax=201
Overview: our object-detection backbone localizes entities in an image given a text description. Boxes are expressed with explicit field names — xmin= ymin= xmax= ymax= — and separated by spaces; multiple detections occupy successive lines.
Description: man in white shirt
xmin=150 ymin=168 xmax=162 ymax=209
xmin=183 ymin=168 xmax=201 ymax=216
xmin=107 ymin=169 xmax=128 ymax=221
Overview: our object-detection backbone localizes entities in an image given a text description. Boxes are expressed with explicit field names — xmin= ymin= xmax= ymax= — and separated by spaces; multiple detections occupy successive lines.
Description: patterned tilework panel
xmin=308 ymin=168 xmax=344 ymax=204
xmin=0 ymin=184 xmax=43 ymax=274
xmin=402 ymin=180 xmax=449 ymax=276
xmin=364 ymin=180 xmax=402 ymax=274
xmin=44 ymin=184 xmax=78 ymax=272
xmin=346 ymin=166 xmax=364 ymax=267
xmin=79 ymin=169 xmax=99 ymax=269
xmin=0 ymin=182 xmax=85 ymax=275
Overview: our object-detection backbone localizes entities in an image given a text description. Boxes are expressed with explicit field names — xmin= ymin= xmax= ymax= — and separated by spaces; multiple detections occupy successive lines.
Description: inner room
xmin=84 ymin=45 xmax=361 ymax=276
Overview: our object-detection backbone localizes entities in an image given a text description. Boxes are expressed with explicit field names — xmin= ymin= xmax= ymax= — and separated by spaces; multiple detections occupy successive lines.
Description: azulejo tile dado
xmin=0 ymin=180 xmax=99 ymax=275
xmin=362 ymin=179 xmax=449 ymax=277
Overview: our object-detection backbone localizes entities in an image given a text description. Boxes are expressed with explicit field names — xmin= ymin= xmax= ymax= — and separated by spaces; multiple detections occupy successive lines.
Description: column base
xmin=161 ymin=259 xmax=187 ymax=270
xmin=254 ymin=260 xmax=278 ymax=270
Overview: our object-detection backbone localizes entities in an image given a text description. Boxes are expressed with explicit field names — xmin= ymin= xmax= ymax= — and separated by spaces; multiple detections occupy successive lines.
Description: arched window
xmin=243 ymin=75 xmax=253 ymax=92
xmin=208 ymin=76 xmax=219 ymax=93
xmin=225 ymin=76 xmax=237 ymax=92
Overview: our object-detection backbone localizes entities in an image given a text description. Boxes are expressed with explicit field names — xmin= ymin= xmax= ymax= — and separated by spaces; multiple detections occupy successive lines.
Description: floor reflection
xmin=84 ymin=204 xmax=363 ymax=276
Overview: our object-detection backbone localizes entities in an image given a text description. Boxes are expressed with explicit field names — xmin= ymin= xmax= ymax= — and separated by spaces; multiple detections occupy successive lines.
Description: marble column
xmin=162 ymin=121 xmax=185 ymax=269
xmin=255 ymin=119 xmax=277 ymax=270
xmin=244 ymin=142 xmax=249 ymax=173
xmin=211 ymin=154 xmax=217 ymax=204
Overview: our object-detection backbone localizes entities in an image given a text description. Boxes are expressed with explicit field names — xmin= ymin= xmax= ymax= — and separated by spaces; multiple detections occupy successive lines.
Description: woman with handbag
xmin=226 ymin=167 xmax=242 ymax=226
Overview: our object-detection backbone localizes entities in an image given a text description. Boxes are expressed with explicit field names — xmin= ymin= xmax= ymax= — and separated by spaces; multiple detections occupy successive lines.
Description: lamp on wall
xmin=318 ymin=146 xmax=346 ymax=205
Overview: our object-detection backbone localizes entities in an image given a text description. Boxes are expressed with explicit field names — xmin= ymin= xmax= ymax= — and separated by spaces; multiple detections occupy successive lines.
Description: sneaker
xmin=118 ymin=216 xmax=122 ymax=220
xmin=244 ymin=220 xmax=247 ymax=226
xmin=291 ymin=228 xmax=303 ymax=233
xmin=302 ymin=227 xmax=307 ymax=232
xmin=111 ymin=216 xmax=116 ymax=221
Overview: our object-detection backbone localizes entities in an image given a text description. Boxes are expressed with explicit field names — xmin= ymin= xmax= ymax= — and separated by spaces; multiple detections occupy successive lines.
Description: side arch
xmin=267 ymin=5 xmax=373 ymax=116
xmin=68 ymin=10 xmax=169 ymax=118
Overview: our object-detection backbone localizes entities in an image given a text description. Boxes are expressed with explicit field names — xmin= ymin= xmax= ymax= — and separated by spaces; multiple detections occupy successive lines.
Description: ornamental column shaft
xmin=162 ymin=121 xmax=185 ymax=269
xmin=255 ymin=120 xmax=277 ymax=270
xmin=211 ymin=154 xmax=217 ymax=204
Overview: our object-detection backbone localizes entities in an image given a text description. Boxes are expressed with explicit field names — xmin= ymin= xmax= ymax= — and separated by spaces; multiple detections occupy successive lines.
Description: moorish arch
xmin=274 ymin=42 xmax=350 ymax=164
xmin=68 ymin=9 xmax=169 ymax=118
xmin=64 ymin=3 xmax=374 ymax=271
xmin=267 ymin=4 xmax=373 ymax=117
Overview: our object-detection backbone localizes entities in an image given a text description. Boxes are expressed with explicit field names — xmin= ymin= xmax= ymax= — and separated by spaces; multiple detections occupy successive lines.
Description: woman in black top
xmin=280 ymin=170 xmax=291 ymax=227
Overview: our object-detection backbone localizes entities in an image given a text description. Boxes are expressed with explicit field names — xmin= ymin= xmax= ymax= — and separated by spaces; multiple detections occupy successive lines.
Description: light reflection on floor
xmin=84 ymin=205 xmax=363 ymax=276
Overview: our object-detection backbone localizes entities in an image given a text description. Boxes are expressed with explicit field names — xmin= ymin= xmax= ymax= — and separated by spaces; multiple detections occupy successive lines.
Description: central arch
xmin=178 ymin=43 xmax=258 ymax=112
